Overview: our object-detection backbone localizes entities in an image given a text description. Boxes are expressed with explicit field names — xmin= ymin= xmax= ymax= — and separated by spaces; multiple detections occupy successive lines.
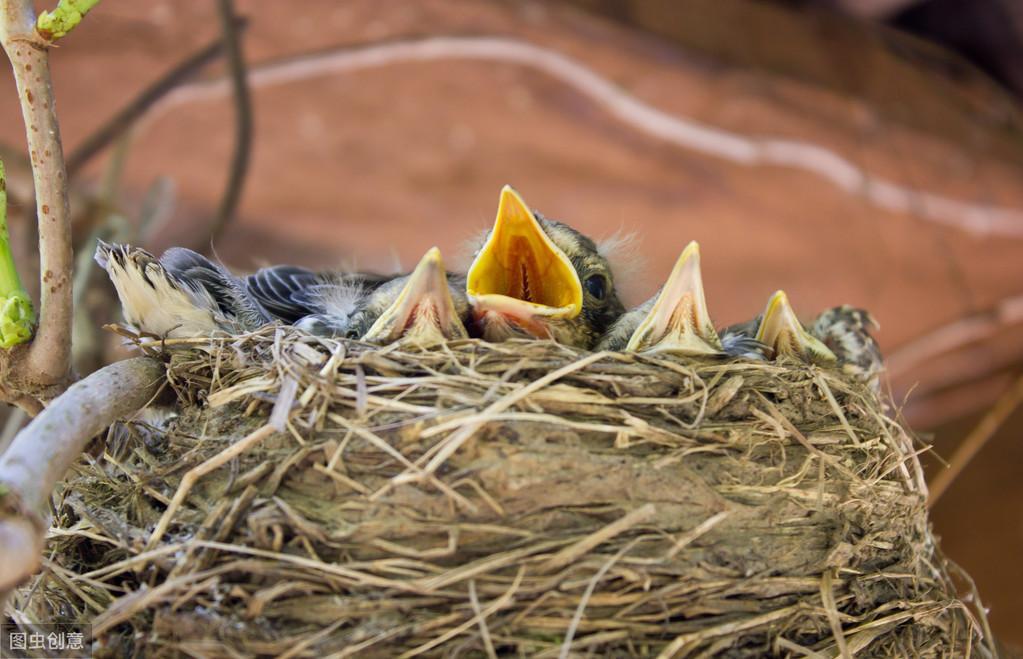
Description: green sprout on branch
xmin=36 ymin=0 xmax=100 ymax=41
xmin=0 ymin=160 xmax=34 ymax=348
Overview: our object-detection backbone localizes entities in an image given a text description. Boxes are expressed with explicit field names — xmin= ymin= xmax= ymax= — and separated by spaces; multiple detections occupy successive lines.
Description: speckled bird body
xmin=810 ymin=305 xmax=884 ymax=387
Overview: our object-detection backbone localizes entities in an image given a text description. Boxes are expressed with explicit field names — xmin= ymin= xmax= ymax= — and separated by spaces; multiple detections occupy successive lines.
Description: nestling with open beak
xmin=95 ymin=242 xmax=270 ymax=338
xmin=466 ymin=186 xmax=625 ymax=349
xmin=265 ymin=247 xmax=470 ymax=346
xmin=597 ymin=241 xmax=756 ymax=357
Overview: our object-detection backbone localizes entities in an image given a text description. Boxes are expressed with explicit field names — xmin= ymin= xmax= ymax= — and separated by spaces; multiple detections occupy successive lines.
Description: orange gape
xmin=506 ymin=238 xmax=545 ymax=304
xmin=466 ymin=186 xmax=589 ymax=345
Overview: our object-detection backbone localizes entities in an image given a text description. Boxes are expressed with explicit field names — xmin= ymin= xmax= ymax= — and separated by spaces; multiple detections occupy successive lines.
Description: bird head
xmin=357 ymin=247 xmax=469 ymax=347
xmin=755 ymin=290 xmax=837 ymax=364
xmin=466 ymin=186 xmax=623 ymax=348
xmin=623 ymin=241 xmax=723 ymax=355
xmin=808 ymin=305 xmax=882 ymax=387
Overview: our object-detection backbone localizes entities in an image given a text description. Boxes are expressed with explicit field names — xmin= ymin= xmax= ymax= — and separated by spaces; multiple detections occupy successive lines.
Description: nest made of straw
xmin=12 ymin=326 xmax=992 ymax=657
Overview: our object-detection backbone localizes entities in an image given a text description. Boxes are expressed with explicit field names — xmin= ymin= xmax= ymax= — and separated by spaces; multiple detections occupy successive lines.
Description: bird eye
xmin=584 ymin=274 xmax=607 ymax=300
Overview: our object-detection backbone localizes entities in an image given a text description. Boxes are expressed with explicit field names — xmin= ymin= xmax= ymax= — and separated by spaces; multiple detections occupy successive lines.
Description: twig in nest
xmin=539 ymin=503 xmax=655 ymax=574
xmin=207 ymin=0 xmax=252 ymax=244
xmin=927 ymin=373 xmax=1023 ymax=507
xmin=663 ymin=510 xmax=729 ymax=560
xmin=468 ymin=580 xmax=498 ymax=659
xmin=816 ymin=373 xmax=861 ymax=447
xmin=398 ymin=567 xmax=524 ymax=658
xmin=820 ymin=569 xmax=851 ymax=659
xmin=559 ymin=537 xmax=642 ymax=659
xmin=657 ymin=604 xmax=803 ymax=658
xmin=145 ymin=423 xmax=276 ymax=549
xmin=775 ymin=636 xmax=825 ymax=657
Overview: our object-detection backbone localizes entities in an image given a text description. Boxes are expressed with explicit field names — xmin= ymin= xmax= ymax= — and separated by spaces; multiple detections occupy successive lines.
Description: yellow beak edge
xmin=755 ymin=290 xmax=836 ymax=363
xmin=626 ymin=241 xmax=723 ymax=355
xmin=466 ymin=185 xmax=583 ymax=321
xmin=363 ymin=247 xmax=467 ymax=346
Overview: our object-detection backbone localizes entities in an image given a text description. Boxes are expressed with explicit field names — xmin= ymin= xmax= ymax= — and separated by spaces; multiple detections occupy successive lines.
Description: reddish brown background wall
xmin=0 ymin=0 xmax=1020 ymax=647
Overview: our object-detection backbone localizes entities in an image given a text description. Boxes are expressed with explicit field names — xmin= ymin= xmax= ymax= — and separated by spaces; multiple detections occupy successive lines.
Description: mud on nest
xmin=11 ymin=326 xmax=993 ymax=657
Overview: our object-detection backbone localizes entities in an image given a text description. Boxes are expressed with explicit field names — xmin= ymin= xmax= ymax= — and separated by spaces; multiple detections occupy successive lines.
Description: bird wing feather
xmin=161 ymin=247 xmax=269 ymax=329
xmin=246 ymin=265 xmax=323 ymax=322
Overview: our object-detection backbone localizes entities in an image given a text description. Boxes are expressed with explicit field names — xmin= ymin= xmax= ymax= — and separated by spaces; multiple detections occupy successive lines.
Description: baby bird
xmin=95 ymin=242 xmax=270 ymax=338
xmin=274 ymin=247 xmax=470 ymax=346
xmin=598 ymin=241 xmax=746 ymax=357
xmin=746 ymin=290 xmax=837 ymax=364
xmin=466 ymin=185 xmax=624 ymax=349
xmin=723 ymin=291 xmax=884 ymax=388
xmin=245 ymin=264 xmax=324 ymax=323
xmin=245 ymin=265 xmax=389 ymax=336
xmin=809 ymin=305 xmax=884 ymax=387
xmin=349 ymin=247 xmax=470 ymax=346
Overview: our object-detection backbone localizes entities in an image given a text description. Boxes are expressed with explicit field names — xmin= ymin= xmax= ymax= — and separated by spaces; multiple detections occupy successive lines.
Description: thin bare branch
xmin=65 ymin=20 xmax=245 ymax=177
xmin=0 ymin=0 xmax=73 ymax=386
xmin=208 ymin=0 xmax=252 ymax=244
xmin=0 ymin=356 xmax=165 ymax=594
xmin=887 ymin=292 xmax=1023 ymax=378
xmin=928 ymin=373 xmax=1023 ymax=507
xmin=148 ymin=36 xmax=1023 ymax=238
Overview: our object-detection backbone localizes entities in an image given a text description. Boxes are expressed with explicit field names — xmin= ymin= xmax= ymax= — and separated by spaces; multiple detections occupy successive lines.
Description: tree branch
xmin=0 ymin=356 xmax=165 ymax=595
xmin=65 ymin=20 xmax=245 ymax=178
xmin=927 ymin=373 xmax=1023 ymax=507
xmin=0 ymin=0 xmax=73 ymax=387
xmin=208 ymin=0 xmax=251 ymax=244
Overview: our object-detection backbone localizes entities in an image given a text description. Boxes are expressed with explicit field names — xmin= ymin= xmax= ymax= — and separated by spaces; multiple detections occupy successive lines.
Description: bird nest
xmin=16 ymin=326 xmax=992 ymax=657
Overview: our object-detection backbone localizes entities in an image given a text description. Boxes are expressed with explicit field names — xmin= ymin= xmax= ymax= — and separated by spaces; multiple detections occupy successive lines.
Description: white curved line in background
xmin=150 ymin=36 xmax=1023 ymax=239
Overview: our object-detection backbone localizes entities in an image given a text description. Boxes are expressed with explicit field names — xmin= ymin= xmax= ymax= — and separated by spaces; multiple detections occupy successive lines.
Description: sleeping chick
xmin=466 ymin=186 xmax=624 ymax=349
xmin=271 ymin=247 xmax=469 ymax=346
xmin=95 ymin=242 xmax=270 ymax=338
xmin=245 ymin=264 xmax=389 ymax=334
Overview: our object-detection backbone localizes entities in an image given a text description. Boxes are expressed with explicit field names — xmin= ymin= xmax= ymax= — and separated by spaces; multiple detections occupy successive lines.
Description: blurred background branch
xmin=208 ymin=0 xmax=251 ymax=245
xmin=65 ymin=17 xmax=246 ymax=178
xmin=927 ymin=373 xmax=1023 ymax=506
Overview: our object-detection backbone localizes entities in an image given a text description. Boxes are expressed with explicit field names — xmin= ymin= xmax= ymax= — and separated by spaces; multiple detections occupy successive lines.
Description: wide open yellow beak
xmin=625 ymin=241 xmax=723 ymax=355
xmin=362 ymin=247 xmax=468 ymax=346
xmin=755 ymin=290 xmax=836 ymax=364
xmin=466 ymin=186 xmax=582 ymax=327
